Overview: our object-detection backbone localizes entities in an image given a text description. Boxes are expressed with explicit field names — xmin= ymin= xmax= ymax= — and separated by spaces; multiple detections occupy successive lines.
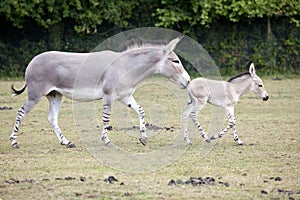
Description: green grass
xmin=0 ymin=77 xmax=300 ymax=199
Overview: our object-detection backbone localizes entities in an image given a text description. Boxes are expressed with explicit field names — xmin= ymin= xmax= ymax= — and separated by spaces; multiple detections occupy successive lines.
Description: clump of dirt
xmin=119 ymin=123 xmax=175 ymax=132
xmin=0 ymin=106 xmax=12 ymax=111
xmin=261 ymin=176 xmax=300 ymax=198
xmin=104 ymin=176 xmax=119 ymax=184
xmin=4 ymin=178 xmax=35 ymax=185
xmin=168 ymin=176 xmax=229 ymax=187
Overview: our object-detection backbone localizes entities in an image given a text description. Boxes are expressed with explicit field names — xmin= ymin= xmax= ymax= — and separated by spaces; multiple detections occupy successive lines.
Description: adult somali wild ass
xmin=10 ymin=36 xmax=190 ymax=148
xmin=183 ymin=63 xmax=268 ymax=145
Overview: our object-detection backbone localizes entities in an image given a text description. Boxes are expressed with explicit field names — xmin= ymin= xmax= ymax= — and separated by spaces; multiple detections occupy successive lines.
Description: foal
xmin=183 ymin=63 xmax=269 ymax=145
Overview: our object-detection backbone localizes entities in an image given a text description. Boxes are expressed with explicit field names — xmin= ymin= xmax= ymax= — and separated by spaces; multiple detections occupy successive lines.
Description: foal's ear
xmin=165 ymin=35 xmax=184 ymax=51
xmin=249 ymin=63 xmax=256 ymax=76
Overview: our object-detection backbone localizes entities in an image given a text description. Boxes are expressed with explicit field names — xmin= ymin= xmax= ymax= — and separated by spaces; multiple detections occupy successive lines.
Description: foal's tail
xmin=11 ymin=84 xmax=27 ymax=96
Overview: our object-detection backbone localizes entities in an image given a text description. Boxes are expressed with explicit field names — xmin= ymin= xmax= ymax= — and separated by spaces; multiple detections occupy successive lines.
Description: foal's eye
xmin=258 ymin=84 xmax=263 ymax=87
xmin=172 ymin=60 xmax=180 ymax=64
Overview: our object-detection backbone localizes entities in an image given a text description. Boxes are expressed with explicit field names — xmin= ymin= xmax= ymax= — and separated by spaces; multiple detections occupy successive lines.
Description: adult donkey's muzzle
xmin=263 ymin=96 xmax=269 ymax=101
xmin=180 ymin=71 xmax=191 ymax=89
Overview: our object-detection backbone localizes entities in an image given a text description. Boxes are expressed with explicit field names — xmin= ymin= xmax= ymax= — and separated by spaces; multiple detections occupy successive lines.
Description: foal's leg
xmin=183 ymin=101 xmax=210 ymax=144
xmin=47 ymin=93 xmax=75 ymax=148
xmin=210 ymin=111 xmax=233 ymax=140
xmin=190 ymin=106 xmax=210 ymax=143
xmin=9 ymin=99 xmax=37 ymax=148
xmin=183 ymin=103 xmax=194 ymax=144
xmin=120 ymin=96 xmax=147 ymax=146
xmin=210 ymin=108 xmax=244 ymax=145
xmin=101 ymin=95 xmax=113 ymax=145
xmin=232 ymin=118 xmax=244 ymax=145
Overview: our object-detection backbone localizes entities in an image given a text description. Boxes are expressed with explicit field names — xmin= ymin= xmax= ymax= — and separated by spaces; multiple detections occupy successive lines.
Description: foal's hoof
xmin=184 ymin=137 xmax=193 ymax=145
xmin=210 ymin=136 xmax=218 ymax=140
xmin=105 ymin=141 xmax=112 ymax=146
xmin=11 ymin=142 xmax=19 ymax=149
xmin=66 ymin=142 xmax=76 ymax=148
xmin=139 ymin=137 xmax=147 ymax=146
xmin=205 ymin=138 xmax=211 ymax=143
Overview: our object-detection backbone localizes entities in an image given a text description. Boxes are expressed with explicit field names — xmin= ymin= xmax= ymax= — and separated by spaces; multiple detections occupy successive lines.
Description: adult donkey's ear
xmin=165 ymin=35 xmax=184 ymax=51
xmin=249 ymin=63 xmax=256 ymax=76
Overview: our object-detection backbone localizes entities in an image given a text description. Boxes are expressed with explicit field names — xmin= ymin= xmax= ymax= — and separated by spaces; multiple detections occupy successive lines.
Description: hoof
xmin=139 ymin=137 xmax=147 ymax=146
xmin=105 ymin=141 xmax=112 ymax=146
xmin=205 ymin=138 xmax=211 ymax=143
xmin=210 ymin=135 xmax=218 ymax=140
xmin=101 ymin=136 xmax=111 ymax=145
xmin=184 ymin=137 xmax=192 ymax=145
xmin=11 ymin=142 xmax=19 ymax=149
xmin=238 ymin=142 xmax=245 ymax=146
xmin=66 ymin=142 xmax=76 ymax=148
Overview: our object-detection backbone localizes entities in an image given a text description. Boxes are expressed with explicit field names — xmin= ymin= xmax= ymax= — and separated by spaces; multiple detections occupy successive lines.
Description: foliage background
xmin=0 ymin=0 xmax=299 ymax=77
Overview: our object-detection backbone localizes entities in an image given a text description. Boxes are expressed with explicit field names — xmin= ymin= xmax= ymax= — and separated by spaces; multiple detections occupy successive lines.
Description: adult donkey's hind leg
xmin=47 ymin=92 xmax=75 ymax=148
xmin=10 ymin=99 xmax=38 ymax=148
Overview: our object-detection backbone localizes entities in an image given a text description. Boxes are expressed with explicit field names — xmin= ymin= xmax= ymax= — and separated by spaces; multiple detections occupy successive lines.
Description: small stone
xmin=242 ymin=173 xmax=247 ymax=176
xmin=261 ymin=190 xmax=268 ymax=194
xmin=65 ymin=176 xmax=76 ymax=180
xmin=75 ymin=192 xmax=82 ymax=197
xmin=168 ymin=179 xmax=176 ymax=186
xmin=274 ymin=177 xmax=282 ymax=181
xmin=80 ymin=176 xmax=86 ymax=182
xmin=104 ymin=176 xmax=118 ymax=184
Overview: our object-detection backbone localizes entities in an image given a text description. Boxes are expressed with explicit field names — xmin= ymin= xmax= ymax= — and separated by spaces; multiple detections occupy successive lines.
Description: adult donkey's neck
xmin=114 ymin=48 xmax=164 ymax=87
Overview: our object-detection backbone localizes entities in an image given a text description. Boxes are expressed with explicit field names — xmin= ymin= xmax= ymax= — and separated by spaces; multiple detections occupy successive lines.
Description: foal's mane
xmin=123 ymin=38 xmax=167 ymax=51
xmin=228 ymin=72 xmax=251 ymax=82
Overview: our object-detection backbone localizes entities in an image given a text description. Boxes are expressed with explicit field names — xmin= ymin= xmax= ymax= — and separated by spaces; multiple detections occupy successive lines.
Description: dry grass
xmin=0 ymin=77 xmax=299 ymax=199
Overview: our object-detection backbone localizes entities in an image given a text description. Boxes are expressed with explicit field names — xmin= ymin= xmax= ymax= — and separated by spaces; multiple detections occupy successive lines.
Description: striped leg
xmin=183 ymin=103 xmax=193 ymax=144
xmin=211 ymin=112 xmax=233 ymax=140
xmin=10 ymin=100 xmax=37 ymax=148
xmin=211 ymin=109 xmax=243 ymax=145
xmin=190 ymin=110 xmax=210 ymax=143
xmin=47 ymin=94 xmax=75 ymax=148
xmin=183 ymin=101 xmax=209 ymax=145
xmin=101 ymin=95 xmax=112 ymax=145
xmin=120 ymin=96 xmax=147 ymax=146
xmin=232 ymin=123 xmax=243 ymax=145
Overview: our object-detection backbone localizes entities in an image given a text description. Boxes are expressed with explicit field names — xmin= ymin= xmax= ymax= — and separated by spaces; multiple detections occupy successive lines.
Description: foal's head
xmin=249 ymin=63 xmax=269 ymax=101
xmin=158 ymin=36 xmax=190 ymax=89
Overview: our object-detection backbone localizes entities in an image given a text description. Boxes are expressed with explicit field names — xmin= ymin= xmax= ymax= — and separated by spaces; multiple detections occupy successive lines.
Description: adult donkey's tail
xmin=11 ymin=84 xmax=27 ymax=96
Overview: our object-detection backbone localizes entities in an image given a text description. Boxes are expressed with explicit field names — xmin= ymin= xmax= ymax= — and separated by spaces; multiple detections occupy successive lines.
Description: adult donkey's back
xmin=10 ymin=36 xmax=190 ymax=149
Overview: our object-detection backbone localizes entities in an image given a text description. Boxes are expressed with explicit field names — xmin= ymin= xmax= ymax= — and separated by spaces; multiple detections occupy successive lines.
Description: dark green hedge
xmin=0 ymin=17 xmax=299 ymax=78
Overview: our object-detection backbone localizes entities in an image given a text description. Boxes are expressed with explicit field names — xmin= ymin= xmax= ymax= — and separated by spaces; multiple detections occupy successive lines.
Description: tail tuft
xmin=11 ymin=84 xmax=27 ymax=96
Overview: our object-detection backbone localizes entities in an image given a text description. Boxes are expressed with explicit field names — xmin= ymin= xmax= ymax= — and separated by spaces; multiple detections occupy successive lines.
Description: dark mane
xmin=123 ymin=38 xmax=167 ymax=51
xmin=228 ymin=72 xmax=251 ymax=82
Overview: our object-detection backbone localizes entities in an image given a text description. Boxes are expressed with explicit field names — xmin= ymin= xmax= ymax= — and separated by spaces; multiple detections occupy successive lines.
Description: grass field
xmin=0 ymin=77 xmax=299 ymax=199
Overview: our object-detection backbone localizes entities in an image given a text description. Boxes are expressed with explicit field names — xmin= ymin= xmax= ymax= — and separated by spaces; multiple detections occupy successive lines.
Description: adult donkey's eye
xmin=258 ymin=84 xmax=263 ymax=87
xmin=172 ymin=60 xmax=180 ymax=64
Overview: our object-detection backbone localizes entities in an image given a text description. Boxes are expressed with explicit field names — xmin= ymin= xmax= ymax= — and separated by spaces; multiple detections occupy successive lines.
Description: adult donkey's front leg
xmin=120 ymin=96 xmax=147 ymax=146
xmin=101 ymin=95 xmax=113 ymax=145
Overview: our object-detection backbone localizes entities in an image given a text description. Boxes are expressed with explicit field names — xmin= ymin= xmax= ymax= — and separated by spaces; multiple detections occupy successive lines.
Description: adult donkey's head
xmin=158 ymin=36 xmax=190 ymax=89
